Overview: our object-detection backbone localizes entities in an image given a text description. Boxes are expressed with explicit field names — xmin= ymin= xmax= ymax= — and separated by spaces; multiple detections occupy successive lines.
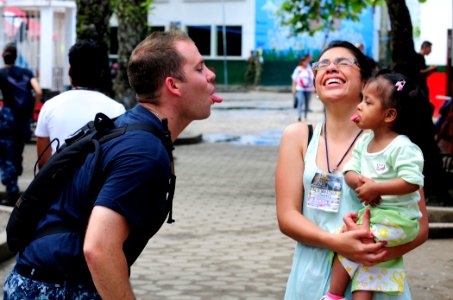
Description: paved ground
xmin=0 ymin=91 xmax=452 ymax=299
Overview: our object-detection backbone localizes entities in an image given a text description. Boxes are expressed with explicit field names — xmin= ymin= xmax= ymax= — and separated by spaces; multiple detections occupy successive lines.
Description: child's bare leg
xmin=329 ymin=255 xmax=350 ymax=297
xmin=352 ymin=290 xmax=373 ymax=300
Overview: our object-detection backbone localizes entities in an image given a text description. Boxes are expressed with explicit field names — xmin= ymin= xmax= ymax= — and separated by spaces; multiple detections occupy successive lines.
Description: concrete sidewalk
xmin=0 ymin=91 xmax=452 ymax=299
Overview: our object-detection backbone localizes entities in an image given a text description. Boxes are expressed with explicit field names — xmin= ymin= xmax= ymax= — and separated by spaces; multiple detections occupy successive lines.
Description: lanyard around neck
xmin=324 ymin=121 xmax=363 ymax=174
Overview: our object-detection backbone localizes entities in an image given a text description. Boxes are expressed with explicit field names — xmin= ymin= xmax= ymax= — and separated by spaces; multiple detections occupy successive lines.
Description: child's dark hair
xmin=368 ymin=70 xmax=426 ymax=145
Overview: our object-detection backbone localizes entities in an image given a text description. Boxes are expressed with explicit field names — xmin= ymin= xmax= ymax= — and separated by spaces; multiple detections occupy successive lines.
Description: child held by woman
xmin=324 ymin=72 xmax=425 ymax=300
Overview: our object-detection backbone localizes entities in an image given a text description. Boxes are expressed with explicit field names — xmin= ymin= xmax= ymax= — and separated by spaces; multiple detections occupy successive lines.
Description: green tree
xmin=76 ymin=0 xmax=112 ymax=47
xmin=75 ymin=0 xmax=114 ymax=97
xmin=279 ymin=0 xmax=450 ymax=204
xmin=384 ymin=0 xmax=418 ymax=75
xmin=278 ymin=0 xmax=426 ymax=67
xmin=111 ymin=0 xmax=152 ymax=108
xmin=279 ymin=0 xmax=374 ymax=36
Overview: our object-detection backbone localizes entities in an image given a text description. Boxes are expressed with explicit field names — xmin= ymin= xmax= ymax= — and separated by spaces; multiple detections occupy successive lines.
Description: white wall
xmin=149 ymin=0 xmax=255 ymax=59
xmin=418 ymin=0 xmax=452 ymax=65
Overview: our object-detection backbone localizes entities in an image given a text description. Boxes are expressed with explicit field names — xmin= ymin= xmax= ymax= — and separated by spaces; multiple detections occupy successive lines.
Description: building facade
xmin=1 ymin=0 xmax=451 ymax=96
xmin=0 ymin=0 xmax=76 ymax=91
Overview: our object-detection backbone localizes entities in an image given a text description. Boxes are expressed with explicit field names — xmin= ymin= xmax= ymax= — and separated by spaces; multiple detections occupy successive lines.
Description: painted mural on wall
xmin=255 ymin=0 xmax=376 ymax=61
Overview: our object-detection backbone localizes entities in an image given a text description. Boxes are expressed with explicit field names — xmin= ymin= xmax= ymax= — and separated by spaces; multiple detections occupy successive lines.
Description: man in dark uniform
xmin=0 ymin=43 xmax=42 ymax=205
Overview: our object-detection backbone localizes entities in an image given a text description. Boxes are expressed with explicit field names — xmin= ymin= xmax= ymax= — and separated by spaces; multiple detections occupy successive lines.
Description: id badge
xmin=306 ymin=172 xmax=342 ymax=213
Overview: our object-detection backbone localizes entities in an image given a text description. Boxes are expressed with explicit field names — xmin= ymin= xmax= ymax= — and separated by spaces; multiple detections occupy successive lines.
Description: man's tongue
xmin=211 ymin=94 xmax=223 ymax=103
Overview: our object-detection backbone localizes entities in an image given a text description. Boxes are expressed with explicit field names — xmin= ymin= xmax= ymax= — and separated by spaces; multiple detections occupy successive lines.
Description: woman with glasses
xmin=291 ymin=54 xmax=314 ymax=121
xmin=275 ymin=41 xmax=428 ymax=299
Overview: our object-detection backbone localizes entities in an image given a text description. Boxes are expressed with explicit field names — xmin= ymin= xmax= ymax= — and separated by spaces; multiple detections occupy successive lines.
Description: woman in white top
xmin=291 ymin=54 xmax=314 ymax=121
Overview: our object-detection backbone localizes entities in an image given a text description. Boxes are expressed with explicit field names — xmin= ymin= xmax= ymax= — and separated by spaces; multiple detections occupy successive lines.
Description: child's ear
xmin=385 ymin=108 xmax=397 ymax=123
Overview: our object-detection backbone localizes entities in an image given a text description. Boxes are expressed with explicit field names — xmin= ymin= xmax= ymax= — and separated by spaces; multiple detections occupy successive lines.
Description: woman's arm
xmin=276 ymin=123 xmax=322 ymax=242
xmin=382 ymin=189 xmax=429 ymax=261
xmin=342 ymin=190 xmax=429 ymax=264
xmin=275 ymin=124 xmax=386 ymax=264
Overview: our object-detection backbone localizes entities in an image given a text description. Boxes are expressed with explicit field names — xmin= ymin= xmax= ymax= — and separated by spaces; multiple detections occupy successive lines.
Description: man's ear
xmin=385 ymin=108 xmax=397 ymax=123
xmin=165 ymin=77 xmax=181 ymax=96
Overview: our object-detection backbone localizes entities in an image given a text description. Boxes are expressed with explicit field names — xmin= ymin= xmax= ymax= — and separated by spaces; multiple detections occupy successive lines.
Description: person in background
xmin=254 ymin=49 xmax=264 ymax=86
xmin=3 ymin=30 xmax=222 ymax=299
xmin=244 ymin=50 xmax=256 ymax=86
xmin=414 ymin=41 xmax=437 ymax=97
xmin=291 ymin=54 xmax=314 ymax=121
xmin=275 ymin=40 xmax=428 ymax=300
xmin=34 ymin=39 xmax=126 ymax=168
xmin=0 ymin=43 xmax=42 ymax=206
xmin=411 ymin=40 xmax=452 ymax=205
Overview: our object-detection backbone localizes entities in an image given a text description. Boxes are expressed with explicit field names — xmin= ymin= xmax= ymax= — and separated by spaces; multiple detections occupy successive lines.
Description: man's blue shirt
xmin=17 ymin=104 xmax=172 ymax=279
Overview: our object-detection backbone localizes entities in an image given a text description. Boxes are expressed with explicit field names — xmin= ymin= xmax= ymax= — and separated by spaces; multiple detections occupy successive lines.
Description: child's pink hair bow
xmin=395 ymin=80 xmax=406 ymax=91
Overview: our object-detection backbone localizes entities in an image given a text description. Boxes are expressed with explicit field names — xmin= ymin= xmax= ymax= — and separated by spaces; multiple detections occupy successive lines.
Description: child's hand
xmin=355 ymin=176 xmax=382 ymax=207
xmin=342 ymin=212 xmax=360 ymax=232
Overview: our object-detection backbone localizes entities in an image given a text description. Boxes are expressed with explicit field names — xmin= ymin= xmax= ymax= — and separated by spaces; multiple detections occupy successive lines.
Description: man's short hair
xmin=68 ymin=39 xmax=107 ymax=89
xmin=421 ymin=41 xmax=432 ymax=49
xmin=2 ymin=43 xmax=18 ymax=65
xmin=127 ymin=31 xmax=193 ymax=102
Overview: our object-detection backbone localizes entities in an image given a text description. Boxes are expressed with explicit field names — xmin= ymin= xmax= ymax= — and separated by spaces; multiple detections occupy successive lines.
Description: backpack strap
xmin=122 ymin=119 xmax=176 ymax=224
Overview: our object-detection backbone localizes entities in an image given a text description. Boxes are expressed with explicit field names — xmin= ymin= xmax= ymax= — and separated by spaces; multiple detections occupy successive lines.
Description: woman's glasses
xmin=312 ymin=57 xmax=359 ymax=73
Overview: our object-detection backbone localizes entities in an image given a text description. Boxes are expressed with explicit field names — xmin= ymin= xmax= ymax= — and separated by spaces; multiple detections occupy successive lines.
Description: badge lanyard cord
xmin=324 ymin=121 xmax=363 ymax=174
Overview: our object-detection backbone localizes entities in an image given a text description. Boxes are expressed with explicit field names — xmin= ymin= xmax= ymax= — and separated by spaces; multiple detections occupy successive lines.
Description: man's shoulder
xmin=40 ymin=91 xmax=71 ymax=107
xmin=414 ymin=53 xmax=425 ymax=63
xmin=101 ymin=125 xmax=168 ymax=169
xmin=113 ymin=107 xmax=166 ymax=145
xmin=48 ymin=89 xmax=122 ymax=105
xmin=77 ymin=90 xmax=124 ymax=107
xmin=10 ymin=65 xmax=33 ymax=76
xmin=0 ymin=67 xmax=9 ymax=79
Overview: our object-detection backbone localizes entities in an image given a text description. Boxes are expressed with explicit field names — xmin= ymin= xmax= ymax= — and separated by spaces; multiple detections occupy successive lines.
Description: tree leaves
xmin=278 ymin=0 xmax=384 ymax=36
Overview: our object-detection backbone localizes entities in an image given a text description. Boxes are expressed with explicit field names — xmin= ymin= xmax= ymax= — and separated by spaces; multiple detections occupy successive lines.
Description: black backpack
xmin=6 ymin=112 xmax=176 ymax=252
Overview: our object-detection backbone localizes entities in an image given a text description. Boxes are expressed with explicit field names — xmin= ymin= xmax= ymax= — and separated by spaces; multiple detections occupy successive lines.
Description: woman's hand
xmin=336 ymin=210 xmax=387 ymax=266
xmin=380 ymin=189 xmax=429 ymax=261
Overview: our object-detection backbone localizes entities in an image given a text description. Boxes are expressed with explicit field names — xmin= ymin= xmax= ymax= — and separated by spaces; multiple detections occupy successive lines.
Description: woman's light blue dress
xmin=283 ymin=124 xmax=412 ymax=300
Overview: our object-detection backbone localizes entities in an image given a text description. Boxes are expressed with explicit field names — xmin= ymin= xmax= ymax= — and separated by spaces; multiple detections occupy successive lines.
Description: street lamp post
xmin=221 ymin=0 xmax=228 ymax=87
